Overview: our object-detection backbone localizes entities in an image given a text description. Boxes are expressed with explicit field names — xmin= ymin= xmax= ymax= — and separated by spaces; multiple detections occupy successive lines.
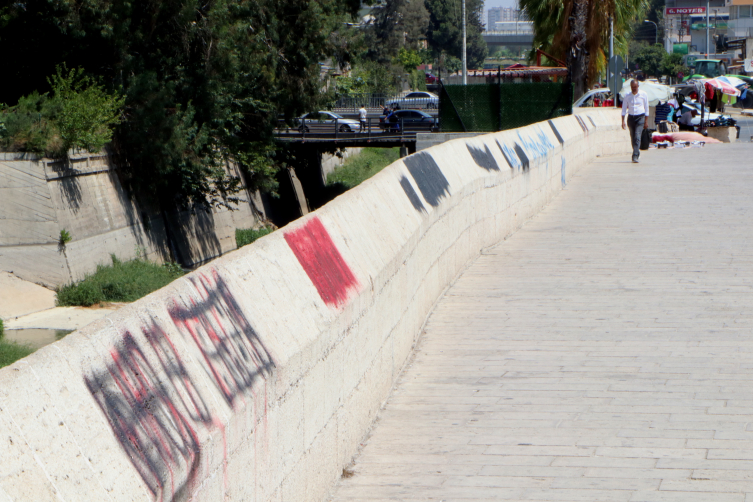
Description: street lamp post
xmin=644 ymin=19 xmax=658 ymax=45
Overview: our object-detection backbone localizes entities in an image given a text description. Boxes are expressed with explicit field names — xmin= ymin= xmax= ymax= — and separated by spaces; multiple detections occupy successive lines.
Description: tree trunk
xmin=568 ymin=0 xmax=589 ymax=100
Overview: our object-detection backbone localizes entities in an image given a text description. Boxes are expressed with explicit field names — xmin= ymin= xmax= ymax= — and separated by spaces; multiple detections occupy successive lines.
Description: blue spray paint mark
xmin=561 ymin=157 xmax=566 ymax=187
xmin=496 ymin=139 xmax=522 ymax=170
xmin=515 ymin=126 xmax=556 ymax=164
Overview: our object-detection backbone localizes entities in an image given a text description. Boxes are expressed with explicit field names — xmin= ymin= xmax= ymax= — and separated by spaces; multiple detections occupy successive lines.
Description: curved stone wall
xmin=0 ymin=109 xmax=628 ymax=501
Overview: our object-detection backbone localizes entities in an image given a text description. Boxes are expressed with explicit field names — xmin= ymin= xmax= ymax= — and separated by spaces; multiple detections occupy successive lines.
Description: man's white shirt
xmin=621 ymin=90 xmax=649 ymax=117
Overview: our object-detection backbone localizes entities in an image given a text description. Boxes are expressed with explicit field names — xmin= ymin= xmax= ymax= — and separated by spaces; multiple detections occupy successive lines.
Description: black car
xmin=379 ymin=110 xmax=439 ymax=132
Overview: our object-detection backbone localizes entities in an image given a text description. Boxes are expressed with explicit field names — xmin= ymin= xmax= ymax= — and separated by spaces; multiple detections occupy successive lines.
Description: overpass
xmin=483 ymin=31 xmax=535 ymax=53
xmin=5 ymin=111 xmax=750 ymax=501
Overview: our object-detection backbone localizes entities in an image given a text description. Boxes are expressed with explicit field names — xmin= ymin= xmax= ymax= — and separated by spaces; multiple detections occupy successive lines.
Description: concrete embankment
xmin=0 ymin=109 xmax=629 ymax=501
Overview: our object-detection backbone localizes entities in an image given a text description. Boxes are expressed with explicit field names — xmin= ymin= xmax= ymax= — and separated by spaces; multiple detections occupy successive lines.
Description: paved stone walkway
xmin=329 ymin=143 xmax=753 ymax=502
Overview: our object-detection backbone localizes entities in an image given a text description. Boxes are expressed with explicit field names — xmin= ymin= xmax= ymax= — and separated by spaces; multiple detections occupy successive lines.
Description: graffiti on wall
xmin=548 ymin=120 xmax=564 ymax=145
xmin=85 ymin=271 xmax=275 ymax=501
xmin=466 ymin=144 xmax=500 ymax=172
xmin=496 ymin=140 xmax=522 ymax=170
xmin=399 ymin=175 xmax=427 ymax=213
xmin=403 ymin=152 xmax=451 ymax=207
xmin=285 ymin=216 xmax=360 ymax=307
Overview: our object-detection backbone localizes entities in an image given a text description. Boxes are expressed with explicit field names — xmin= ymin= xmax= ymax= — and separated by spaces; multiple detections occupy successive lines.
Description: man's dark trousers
xmin=627 ymin=114 xmax=645 ymax=162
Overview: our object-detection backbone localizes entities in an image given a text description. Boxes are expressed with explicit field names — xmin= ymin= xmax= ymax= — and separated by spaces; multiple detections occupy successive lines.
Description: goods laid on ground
xmin=652 ymin=131 xmax=722 ymax=144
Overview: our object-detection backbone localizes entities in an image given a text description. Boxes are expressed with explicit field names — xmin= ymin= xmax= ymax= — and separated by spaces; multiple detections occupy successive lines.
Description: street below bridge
xmin=329 ymin=142 xmax=753 ymax=501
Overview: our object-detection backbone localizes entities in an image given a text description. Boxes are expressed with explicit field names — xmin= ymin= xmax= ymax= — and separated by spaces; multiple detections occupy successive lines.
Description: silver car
xmin=388 ymin=91 xmax=439 ymax=110
xmin=298 ymin=111 xmax=361 ymax=133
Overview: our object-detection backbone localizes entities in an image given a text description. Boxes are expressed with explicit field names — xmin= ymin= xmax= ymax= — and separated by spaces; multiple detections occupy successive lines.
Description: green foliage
xmin=632 ymin=43 xmax=665 ymax=77
xmin=409 ymin=70 xmax=429 ymax=91
xmin=0 ymin=67 xmax=124 ymax=157
xmin=56 ymin=255 xmax=185 ymax=307
xmin=661 ymin=52 xmax=689 ymax=79
xmin=59 ymin=229 xmax=72 ymax=246
xmin=1 ymin=0 xmax=362 ymax=208
xmin=425 ymin=0 xmax=487 ymax=70
xmin=47 ymin=65 xmax=124 ymax=154
xmin=365 ymin=0 xmax=430 ymax=62
xmin=326 ymin=148 xmax=400 ymax=189
xmin=236 ymin=226 xmax=275 ymax=248
xmin=0 ymin=339 xmax=35 ymax=369
xmin=396 ymin=48 xmax=423 ymax=73
xmin=0 ymin=318 xmax=36 ymax=369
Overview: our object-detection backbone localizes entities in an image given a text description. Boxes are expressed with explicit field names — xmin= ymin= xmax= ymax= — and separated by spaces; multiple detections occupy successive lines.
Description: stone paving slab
xmin=328 ymin=143 xmax=753 ymax=501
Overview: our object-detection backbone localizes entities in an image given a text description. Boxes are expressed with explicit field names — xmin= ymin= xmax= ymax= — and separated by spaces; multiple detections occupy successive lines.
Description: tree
xmin=661 ymin=52 xmax=689 ymax=81
xmin=0 ymin=0 xmax=362 ymax=209
xmin=365 ymin=0 xmax=431 ymax=62
xmin=519 ymin=0 xmax=649 ymax=98
xmin=425 ymin=0 xmax=488 ymax=70
xmin=633 ymin=43 xmax=665 ymax=77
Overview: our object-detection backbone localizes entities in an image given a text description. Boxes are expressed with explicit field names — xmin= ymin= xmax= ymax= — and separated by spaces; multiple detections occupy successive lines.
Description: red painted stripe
xmin=284 ymin=217 xmax=359 ymax=307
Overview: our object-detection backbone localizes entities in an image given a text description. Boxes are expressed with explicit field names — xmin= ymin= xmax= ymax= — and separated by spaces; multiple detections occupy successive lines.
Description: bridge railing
xmin=275 ymin=117 xmax=428 ymax=142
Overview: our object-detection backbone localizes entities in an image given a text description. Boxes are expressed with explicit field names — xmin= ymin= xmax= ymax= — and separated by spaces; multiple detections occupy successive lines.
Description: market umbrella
xmin=619 ymin=79 xmax=673 ymax=106
xmin=702 ymin=78 xmax=741 ymax=97
xmin=718 ymin=76 xmax=749 ymax=90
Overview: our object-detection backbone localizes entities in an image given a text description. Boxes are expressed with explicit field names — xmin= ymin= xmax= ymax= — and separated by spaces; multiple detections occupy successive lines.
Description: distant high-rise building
xmin=487 ymin=6 xmax=520 ymax=31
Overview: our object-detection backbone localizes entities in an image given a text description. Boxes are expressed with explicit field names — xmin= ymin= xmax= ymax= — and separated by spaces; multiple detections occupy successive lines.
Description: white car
xmin=298 ymin=111 xmax=361 ymax=133
xmin=388 ymin=91 xmax=439 ymax=110
xmin=573 ymin=88 xmax=612 ymax=108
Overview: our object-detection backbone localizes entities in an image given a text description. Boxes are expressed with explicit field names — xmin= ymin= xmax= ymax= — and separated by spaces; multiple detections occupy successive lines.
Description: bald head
xmin=630 ymin=80 xmax=639 ymax=95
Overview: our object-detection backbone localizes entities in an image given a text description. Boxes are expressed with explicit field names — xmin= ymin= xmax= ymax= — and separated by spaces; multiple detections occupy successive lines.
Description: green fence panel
xmin=439 ymin=82 xmax=572 ymax=133
xmin=498 ymin=82 xmax=573 ymax=131
xmin=440 ymin=84 xmax=500 ymax=133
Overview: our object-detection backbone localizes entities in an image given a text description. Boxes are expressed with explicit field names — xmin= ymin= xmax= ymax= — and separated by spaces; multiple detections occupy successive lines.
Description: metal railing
xmin=275 ymin=117 xmax=427 ymax=142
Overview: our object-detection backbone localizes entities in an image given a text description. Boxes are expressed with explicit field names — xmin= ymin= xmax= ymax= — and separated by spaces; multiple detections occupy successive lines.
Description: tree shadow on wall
xmin=48 ymin=158 xmax=83 ymax=212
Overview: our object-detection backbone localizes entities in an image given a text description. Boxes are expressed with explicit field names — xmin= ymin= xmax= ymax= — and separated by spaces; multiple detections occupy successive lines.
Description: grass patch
xmin=0 ymin=321 xmax=35 ymax=369
xmin=56 ymin=255 xmax=185 ymax=307
xmin=236 ymin=226 xmax=275 ymax=248
xmin=0 ymin=339 xmax=35 ymax=369
xmin=326 ymin=147 xmax=400 ymax=189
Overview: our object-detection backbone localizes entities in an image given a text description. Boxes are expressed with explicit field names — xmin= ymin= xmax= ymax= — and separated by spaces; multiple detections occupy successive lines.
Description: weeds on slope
xmin=326 ymin=147 xmax=400 ymax=189
xmin=56 ymin=255 xmax=185 ymax=307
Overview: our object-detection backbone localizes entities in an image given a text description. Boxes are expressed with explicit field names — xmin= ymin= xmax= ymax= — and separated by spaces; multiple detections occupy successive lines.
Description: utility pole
xmin=462 ymin=0 xmax=468 ymax=85
xmin=609 ymin=16 xmax=615 ymax=107
xmin=706 ymin=0 xmax=710 ymax=57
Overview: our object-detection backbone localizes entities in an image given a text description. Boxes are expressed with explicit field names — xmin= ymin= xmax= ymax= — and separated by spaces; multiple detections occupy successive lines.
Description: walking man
xmin=621 ymin=80 xmax=649 ymax=163
xmin=359 ymin=105 xmax=368 ymax=133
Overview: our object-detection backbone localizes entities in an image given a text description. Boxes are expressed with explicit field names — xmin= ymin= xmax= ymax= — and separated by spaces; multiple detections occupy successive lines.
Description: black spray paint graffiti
xmin=548 ymin=120 xmax=564 ymax=145
xmin=466 ymin=144 xmax=500 ymax=171
xmin=513 ymin=144 xmax=530 ymax=171
xmin=85 ymin=271 xmax=275 ymax=501
xmin=399 ymin=175 xmax=427 ymax=213
xmin=403 ymin=151 xmax=451 ymax=207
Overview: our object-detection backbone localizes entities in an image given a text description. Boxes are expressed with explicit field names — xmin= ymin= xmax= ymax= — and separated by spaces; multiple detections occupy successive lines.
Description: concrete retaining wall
xmin=0 ymin=109 xmax=629 ymax=501
xmin=0 ymin=152 xmax=264 ymax=287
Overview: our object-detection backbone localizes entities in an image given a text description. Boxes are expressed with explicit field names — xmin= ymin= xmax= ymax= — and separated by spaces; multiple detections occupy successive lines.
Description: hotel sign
xmin=665 ymin=7 xmax=706 ymax=14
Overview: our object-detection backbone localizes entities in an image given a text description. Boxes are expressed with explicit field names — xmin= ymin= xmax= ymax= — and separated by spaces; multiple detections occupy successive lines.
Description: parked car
xmin=573 ymin=88 xmax=614 ymax=108
xmin=388 ymin=91 xmax=439 ymax=110
xmin=297 ymin=111 xmax=361 ymax=133
xmin=425 ymin=73 xmax=439 ymax=84
xmin=379 ymin=109 xmax=439 ymax=132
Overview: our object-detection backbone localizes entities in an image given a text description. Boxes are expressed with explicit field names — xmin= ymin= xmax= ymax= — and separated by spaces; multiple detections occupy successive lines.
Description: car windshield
xmin=326 ymin=112 xmax=344 ymax=119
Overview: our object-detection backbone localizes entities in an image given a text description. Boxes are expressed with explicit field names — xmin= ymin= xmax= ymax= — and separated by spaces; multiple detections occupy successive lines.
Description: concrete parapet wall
xmin=0 ymin=110 xmax=629 ymax=501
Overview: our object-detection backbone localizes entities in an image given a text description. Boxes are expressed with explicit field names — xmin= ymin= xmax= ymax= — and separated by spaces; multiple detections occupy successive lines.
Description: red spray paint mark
xmin=284 ymin=217 xmax=359 ymax=307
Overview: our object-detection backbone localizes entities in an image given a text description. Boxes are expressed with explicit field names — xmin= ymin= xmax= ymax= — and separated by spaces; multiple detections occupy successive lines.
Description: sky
xmin=484 ymin=0 xmax=518 ymax=11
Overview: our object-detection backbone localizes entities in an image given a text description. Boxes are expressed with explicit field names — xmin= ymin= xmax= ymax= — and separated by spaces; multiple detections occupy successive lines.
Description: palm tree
xmin=520 ymin=0 xmax=649 ymax=99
